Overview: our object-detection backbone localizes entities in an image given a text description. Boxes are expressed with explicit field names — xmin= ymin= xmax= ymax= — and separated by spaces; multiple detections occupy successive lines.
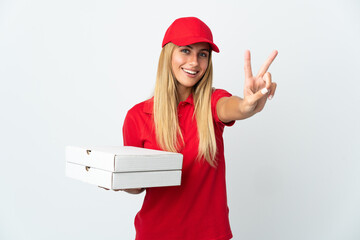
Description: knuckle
xmin=266 ymin=73 xmax=272 ymax=81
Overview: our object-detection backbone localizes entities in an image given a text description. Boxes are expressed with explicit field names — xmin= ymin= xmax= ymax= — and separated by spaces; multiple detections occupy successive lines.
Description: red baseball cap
xmin=162 ymin=17 xmax=220 ymax=53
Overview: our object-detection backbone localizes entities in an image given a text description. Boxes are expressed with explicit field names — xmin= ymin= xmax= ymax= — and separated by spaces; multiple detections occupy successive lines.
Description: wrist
xmin=239 ymin=98 xmax=256 ymax=119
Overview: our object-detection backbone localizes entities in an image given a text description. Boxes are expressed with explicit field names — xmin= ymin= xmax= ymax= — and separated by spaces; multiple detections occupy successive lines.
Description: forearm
xmin=217 ymin=96 xmax=255 ymax=123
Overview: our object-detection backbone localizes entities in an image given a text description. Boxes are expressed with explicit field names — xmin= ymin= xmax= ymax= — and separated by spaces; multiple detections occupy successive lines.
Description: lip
xmin=182 ymin=68 xmax=199 ymax=77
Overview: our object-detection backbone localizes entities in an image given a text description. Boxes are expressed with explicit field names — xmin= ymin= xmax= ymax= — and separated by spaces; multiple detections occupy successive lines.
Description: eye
xmin=181 ymin=49 xmax=190 ymax=54
xmin=199 ymin=52 xmax=208 ymax=58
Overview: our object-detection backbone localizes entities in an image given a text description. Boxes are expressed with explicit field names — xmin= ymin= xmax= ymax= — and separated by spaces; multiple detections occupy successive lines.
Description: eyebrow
xmin=184 ymin=45 xmax=210 ymax=52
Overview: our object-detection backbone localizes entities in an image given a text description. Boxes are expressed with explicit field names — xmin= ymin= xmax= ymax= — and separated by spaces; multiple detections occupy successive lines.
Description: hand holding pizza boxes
xmin=66 ymin=146 xmax=183 ymax=190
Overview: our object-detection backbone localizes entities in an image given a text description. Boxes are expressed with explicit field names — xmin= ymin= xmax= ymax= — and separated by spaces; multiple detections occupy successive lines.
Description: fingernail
xmin=261 ymin=88 xmax=268 ymax=94
xmin=268 ymin=95 xmax=273 ymax=100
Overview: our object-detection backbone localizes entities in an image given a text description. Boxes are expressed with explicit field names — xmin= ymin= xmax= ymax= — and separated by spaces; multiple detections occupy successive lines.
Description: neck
xmin=177 ymin=87 xmax=192 ymax=102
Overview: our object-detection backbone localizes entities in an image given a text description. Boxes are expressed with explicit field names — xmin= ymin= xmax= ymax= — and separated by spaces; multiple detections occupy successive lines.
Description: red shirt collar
xmin=143 ymin=94 xmax=194 ymax=114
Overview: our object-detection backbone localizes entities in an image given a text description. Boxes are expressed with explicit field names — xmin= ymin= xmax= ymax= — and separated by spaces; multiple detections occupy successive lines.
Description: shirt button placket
xmin=178 ymin=103 xmax=184 ymax=118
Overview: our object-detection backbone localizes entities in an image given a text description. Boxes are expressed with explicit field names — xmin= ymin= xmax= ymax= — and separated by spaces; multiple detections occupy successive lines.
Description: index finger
xmin=244 ymin=50 xmax=253 ymax=79
xmin=256 ymin=50 xmax=278 ymax=78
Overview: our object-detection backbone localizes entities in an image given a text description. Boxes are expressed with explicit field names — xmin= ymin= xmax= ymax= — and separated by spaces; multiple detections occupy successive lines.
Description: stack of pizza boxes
xmin=66 ymin=146 xmax=183 ymax=190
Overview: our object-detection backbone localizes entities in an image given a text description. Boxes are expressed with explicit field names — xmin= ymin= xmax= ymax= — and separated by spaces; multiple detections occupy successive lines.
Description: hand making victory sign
xmin=242 ymin=49 xmax=278 ymax=114
xmin=217 ymin=50 xmax=278 ymax=122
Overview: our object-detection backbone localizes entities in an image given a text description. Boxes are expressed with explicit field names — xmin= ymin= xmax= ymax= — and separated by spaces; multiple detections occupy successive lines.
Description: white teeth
xmin=183 ymin=69 xmax=197 ymax=75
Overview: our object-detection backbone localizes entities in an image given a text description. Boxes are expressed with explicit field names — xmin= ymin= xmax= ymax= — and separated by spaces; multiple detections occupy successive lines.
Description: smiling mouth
xmin=182 ymin=68 xmax=198 ymax=75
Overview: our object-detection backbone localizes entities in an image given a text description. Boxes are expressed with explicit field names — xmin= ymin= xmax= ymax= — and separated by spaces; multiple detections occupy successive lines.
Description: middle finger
xmin=256 ymin=50 xmax=278 ymax=78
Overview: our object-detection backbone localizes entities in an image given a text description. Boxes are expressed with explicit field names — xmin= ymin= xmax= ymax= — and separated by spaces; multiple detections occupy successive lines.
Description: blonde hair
xmin=153 ymin=43 xmax=217 ymax=167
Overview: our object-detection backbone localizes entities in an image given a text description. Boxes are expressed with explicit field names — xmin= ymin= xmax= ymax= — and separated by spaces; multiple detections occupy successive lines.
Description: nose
xmin=188 ymin=53 xmax=199 ymax=67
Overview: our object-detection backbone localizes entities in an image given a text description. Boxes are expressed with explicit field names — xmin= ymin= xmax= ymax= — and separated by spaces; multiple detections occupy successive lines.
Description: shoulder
xmin=123 ymin=98 xmax=153 ymax=147
xmin=211 ymin=88 xmax=232 ymax=106
xmin=123 ymin=98 xmax=154 ymax=138
xmin=123 ymin=98 xmax=153 ymax=130
xmin=211 ymin=88 xmax=235 ymax=126
xmin=126 ymin=97 xmax=153 ymax=117
xmin=212 ymin=88 xmax=232 ymax=98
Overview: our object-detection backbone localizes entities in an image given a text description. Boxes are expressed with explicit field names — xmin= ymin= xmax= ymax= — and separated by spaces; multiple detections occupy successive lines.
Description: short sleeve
xmin=122 ymin=108 xmax=143 ymax=147
xmin=211 ymin=88 xmax=236 ymax=127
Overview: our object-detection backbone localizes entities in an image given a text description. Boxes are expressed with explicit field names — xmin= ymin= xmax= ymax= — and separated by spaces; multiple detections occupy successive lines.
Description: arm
xmin=121 ymin=110 xmax=146 ymax=194
xmin=217 ymin=50 xmax=278 ymax=123
xmin=99 ymin=109 xmax=146 ymax=195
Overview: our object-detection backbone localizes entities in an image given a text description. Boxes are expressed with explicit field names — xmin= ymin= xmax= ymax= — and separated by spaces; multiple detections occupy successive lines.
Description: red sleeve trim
xmin=211 ymin=88 xmax=235 ymax=127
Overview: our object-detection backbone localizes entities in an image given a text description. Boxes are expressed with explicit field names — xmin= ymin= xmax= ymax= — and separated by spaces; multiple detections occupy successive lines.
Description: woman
xmin=122 ymin=17 xmax=278 ymax=240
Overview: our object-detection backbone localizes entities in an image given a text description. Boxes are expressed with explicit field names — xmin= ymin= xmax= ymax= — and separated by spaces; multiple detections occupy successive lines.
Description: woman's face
xmin=171 ymin=42 xmax=210 ymax=95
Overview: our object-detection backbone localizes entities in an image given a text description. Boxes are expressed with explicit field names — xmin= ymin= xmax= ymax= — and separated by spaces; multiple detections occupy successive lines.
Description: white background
xmin=1 ymin=0 xmax=359 ymax=239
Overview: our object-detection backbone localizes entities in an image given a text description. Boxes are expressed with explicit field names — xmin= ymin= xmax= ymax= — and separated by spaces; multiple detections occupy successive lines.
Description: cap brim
xmin=165 ymin=37 xmax=220 ymax=53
